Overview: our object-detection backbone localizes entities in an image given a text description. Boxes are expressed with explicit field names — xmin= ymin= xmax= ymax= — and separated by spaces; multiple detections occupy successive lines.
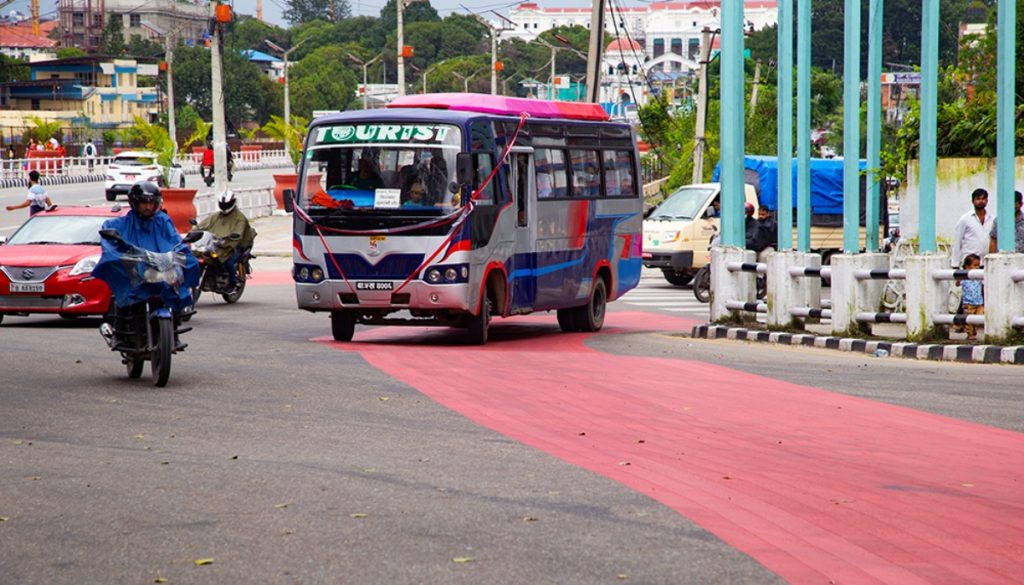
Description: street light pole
xmin=266 ymin=38 xmax=307 ymax=154
xmin=349 ymin=53 xmax=382 ymax=109
xmin=397 ymin=0 xmax=405 ymax=96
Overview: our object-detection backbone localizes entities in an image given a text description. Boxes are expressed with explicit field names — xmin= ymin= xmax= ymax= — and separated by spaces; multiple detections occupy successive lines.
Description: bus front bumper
xmin=296 ymin=280 xmax=471 ymax=313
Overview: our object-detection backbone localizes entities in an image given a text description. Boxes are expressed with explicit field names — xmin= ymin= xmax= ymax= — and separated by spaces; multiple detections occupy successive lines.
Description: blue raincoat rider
xmin=92 ymin=181 xmax=200 ymax=313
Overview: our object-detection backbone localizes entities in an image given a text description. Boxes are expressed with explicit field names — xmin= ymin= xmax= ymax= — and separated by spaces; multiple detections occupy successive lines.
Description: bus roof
xmin=388 ymin=93 xmax=610 ymax=122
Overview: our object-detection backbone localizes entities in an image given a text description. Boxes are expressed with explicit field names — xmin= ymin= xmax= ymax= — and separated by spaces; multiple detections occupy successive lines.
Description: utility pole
xmin=349 ymin=52 xmax=382 ymax=109
xmin=266 ymin=39 xmax=307 ymax=150
xmin=748 ymin=60 xmax=761 ymax=119
xmin=397 ymin=0 xmax=426 ymax=96
xmin=164 ymin=34 xmax=176 ymax=148
xmin=465 ymin=9 xmax=515 ymax=95
xmin=692 ymin=27 xmax=712 ymax=184
xmin=257 ymin=0 xmax=263 ymax=21
xmin=210 ymin=3 xmax=229 ymax=195
xmin=584 ymin=0 xmax=605 ymax=103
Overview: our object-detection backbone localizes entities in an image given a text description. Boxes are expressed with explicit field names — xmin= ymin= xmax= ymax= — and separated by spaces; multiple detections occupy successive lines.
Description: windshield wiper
xmin=22 ymin=240 xmax=65 ymax=245
xmin=69 ymin=241 xmax=100 ymax=245
xmin=650 ymin=215 xmax=691 ymax=221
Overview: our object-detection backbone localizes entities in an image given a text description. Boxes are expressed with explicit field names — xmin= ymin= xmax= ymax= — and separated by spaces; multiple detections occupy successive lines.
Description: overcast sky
xmin=5 ymin=1 xmax=631 ymax=29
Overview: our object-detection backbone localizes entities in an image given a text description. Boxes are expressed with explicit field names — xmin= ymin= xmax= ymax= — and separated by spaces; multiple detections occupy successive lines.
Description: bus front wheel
xmin=331 ymin=310 xmax=355 ymax=342
xmin=466 ymin=294 xmax=491 ymax=345
xmin=556 ymin=309 xmax=579 ymax=332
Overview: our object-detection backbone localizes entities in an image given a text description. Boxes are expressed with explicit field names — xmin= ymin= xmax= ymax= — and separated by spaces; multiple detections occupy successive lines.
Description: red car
xmin=0 ymin=205 xmax=128 ymax=325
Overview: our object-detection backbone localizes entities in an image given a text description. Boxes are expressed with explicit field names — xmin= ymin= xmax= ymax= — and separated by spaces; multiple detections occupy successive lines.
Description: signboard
xmin=881 ymin=72 xmax=922 ymax=84
xmin=314 ymin=124 xmax=451 ymax=145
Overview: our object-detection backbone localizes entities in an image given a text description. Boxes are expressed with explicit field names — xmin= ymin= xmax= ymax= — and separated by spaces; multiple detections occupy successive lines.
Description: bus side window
xmin=569 ymin=149 xmax=601 ymax=198
xmin=474 ymin=153 xmax=495 ymax=205
xmin=603 ymin=150 xmax=636 ymax=197
xmin=535 ymin=148 xmax=567 ymax=199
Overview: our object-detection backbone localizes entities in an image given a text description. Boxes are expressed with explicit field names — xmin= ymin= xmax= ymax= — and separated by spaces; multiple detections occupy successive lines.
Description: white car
xmin=105 ymin=150 xmax=185 ymax=201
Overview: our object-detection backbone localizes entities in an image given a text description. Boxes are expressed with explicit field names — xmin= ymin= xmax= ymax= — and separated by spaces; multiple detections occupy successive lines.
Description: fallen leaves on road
xmin=193 ymin=558 xmax=215 ymax=566
xmin=452 ymin=557 xmax=475 ymax=564
xmin=350 ymin=513 xmax=368 ymax=519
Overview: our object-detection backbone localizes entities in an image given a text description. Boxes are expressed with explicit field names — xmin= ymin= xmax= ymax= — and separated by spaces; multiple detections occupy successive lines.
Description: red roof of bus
xmin=387 ymin=93 xmax=610 ymax=122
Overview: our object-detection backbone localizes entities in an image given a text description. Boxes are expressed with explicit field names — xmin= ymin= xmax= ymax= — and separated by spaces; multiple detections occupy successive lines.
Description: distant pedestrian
xmin=6 ymin=170 xmax=53 ymax=216
xmin=83 ymin=139 xmax=97 ymax=172
xmin=959 ymin=254 xmax=984 ymax=341
xmin=951 ymin=188 xmax=994 ymax=267
xmin=988 ymin=190 xmax=1024 ymax=254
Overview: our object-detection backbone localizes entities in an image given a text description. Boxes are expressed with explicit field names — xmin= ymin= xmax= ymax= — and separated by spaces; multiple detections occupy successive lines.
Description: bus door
xmin=507 ymin=149 xmax=537 ymax=314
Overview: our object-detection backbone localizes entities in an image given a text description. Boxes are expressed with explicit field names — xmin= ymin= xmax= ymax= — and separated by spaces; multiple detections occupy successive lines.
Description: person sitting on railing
xmin=959 ymin=254 xmax=984 ymax=341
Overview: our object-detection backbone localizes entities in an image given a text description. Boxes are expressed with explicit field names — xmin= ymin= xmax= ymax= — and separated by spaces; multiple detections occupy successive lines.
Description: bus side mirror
xmin=283 ymin=189 xmax=295 ymax=213
xmin=456 ymin=153 xmax=474 ymax=185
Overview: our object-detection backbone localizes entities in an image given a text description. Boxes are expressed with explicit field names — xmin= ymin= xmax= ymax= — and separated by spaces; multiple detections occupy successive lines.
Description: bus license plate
xmin=10 ymin=282 xmax=44 ymax=293
xmin=355 ymin=281 xmax=394 ymax=291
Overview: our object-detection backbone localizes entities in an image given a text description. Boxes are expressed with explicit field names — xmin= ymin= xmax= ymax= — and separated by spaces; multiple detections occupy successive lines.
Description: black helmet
xmin=127 ymin=181 xmax=162 ymax=213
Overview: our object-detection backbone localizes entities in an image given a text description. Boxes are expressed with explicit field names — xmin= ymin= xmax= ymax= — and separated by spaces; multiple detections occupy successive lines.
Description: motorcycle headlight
xmin=69 ymin=254 xmax=100 ymax=276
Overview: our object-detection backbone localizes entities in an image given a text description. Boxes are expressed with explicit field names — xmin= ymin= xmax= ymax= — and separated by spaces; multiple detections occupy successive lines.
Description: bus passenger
xmin=403 ymin=180 xmax=428 ymax=206
xmin=352 ymin=156 xmax=384 ymax=191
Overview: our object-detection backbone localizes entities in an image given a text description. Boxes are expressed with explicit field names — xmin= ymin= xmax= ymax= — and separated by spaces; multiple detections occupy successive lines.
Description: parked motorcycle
xmin=189 ymin=230 xmax=252 ymax=304
xmin=97 ymin=229 xmax=201 ymax=387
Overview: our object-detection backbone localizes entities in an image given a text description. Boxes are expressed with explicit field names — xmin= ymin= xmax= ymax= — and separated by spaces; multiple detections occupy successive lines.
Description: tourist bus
xmin=286 ymin=93 xmax=643 ymax=344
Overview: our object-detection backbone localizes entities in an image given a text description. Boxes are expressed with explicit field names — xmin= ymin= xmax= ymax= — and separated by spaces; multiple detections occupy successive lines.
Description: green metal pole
xmin=720 ymin=0 xmax=745 ymax=247
xmin=777 ymin=0 xmax=793 ymax=250
xmin=797 ymin=0 xmax=811 ymax=251
xmin=918 ymin=0 xmax=938 ymax=253
xmin=842 ymin=0 xmax=861 ymax=254
xmin=865 ymin=0 xmax=883 ymax=252
xmin=996 ymin=0 xmax=1016 ymax=251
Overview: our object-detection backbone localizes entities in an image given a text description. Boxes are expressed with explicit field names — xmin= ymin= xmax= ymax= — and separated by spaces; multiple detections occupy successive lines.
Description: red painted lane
xmin=248 ymin=271 xmax=294 ymax=286
xmin=317 ymin=312 xmax=1024 ymax=584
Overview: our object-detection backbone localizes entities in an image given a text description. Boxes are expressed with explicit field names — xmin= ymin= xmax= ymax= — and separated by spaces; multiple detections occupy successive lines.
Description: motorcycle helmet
xmin=218 ymin=190 xmax=237 ymax=214
xmin=127 ymin=181 xmax=162 ymax=216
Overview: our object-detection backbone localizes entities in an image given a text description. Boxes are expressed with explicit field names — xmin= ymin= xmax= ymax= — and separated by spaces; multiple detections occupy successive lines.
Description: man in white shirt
xmin=952 ymin=188 xmax=994 ymax=267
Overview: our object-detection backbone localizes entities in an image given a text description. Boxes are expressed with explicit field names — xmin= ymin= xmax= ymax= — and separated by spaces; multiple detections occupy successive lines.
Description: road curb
xmin=690 ymin=324 xmax=1024 ymax=365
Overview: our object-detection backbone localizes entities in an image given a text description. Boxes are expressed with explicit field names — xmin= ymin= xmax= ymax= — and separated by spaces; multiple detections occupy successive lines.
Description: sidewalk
xmin=250 ymin=212 xmax=294 ymax=258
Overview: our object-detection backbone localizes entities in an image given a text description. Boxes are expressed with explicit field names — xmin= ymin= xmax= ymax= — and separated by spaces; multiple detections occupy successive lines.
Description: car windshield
xmin=5 ymin=215 xmax=108 ymax=245
xmin=648 ymin=186 xmax=716 ymax=220
xmin=300 ymin=123 xmax=462 ymax=214
xmin=115 ymin=156 xmax=156 ymax=166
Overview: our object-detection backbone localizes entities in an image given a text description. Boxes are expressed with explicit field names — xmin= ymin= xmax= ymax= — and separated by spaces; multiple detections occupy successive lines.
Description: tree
xmin=287 ymin=45 xmax=358 ymax=118
xmin=230 ymin=17 xmax=290 ymax=53
xmin=169 ymin=46 xmax=280 ymax=127
xmin=100 ymin=14 xmax=126 ymax=56
xmin=284 ymin=0 xmax=352 ymax=25
xmin=56 ymin=47 xmax=88 ymax=59
xmin=126 ymin=34 xmax=163 ymax=60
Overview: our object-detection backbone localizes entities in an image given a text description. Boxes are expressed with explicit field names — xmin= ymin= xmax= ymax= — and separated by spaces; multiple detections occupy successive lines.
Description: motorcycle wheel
xmin=693 ymin=266 xmax=711 ymax=303
xmin=126 ymin=358 xmax=144 ymax=379
xmin=151 ymin=318 xmax=173 ymax=387
xmin=221 ymin=265 xmax=246 ymax=303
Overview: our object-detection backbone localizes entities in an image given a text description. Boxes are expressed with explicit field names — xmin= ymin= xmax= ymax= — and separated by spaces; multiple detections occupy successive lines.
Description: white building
xmin=502 ymin=1 xmax=778 ymax=75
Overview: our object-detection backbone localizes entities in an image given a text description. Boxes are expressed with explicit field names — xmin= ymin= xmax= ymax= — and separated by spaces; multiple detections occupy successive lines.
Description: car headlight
xmin=69 ymin=254 xmax=100 ymax=276
xmin=105 ymin=175 xmax=115 ymax=181
xmin=146 ymin=176 xmax=159 ymax=182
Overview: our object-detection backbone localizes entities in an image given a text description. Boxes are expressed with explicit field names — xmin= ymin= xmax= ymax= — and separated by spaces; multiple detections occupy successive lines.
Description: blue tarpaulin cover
xmin=712 ymin=155 xmax=866 ymax=214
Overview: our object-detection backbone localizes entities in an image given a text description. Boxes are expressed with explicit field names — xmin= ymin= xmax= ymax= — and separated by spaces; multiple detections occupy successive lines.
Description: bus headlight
xmin=298 ymin=267 xmax=310 ymax=281
xmin=460 ymin=266 xmax=469 ymax=279
xmin=444 ymin=267 xmax=458 ymax=282
xmin=426 ymin=268 xmax=442 ymax=283
xmin=311 ymin=268 xmax=323 ymax=282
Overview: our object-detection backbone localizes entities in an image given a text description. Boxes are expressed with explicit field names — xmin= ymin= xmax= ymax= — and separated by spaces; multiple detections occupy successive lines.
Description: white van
xmin=642 ymin=183 xmax=757 ymax=285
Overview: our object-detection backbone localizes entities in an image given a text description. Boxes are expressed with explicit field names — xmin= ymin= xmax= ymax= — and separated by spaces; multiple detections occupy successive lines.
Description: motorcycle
xmin=692 ymin=229 xmax=766 ymax=303
xmin=201 ymin=150 xmax=235 ymax=186
xmin=189 ymin=230 xmax=252 ymax=304
xmin=97 ymin=229 xmax=202 ymax=387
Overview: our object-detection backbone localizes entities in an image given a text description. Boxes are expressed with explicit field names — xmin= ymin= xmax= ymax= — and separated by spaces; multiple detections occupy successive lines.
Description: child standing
xmin=6 ymin=170 xmax=53 ymax=216
xmin=960 ymin=254 xmax=984 ymax=340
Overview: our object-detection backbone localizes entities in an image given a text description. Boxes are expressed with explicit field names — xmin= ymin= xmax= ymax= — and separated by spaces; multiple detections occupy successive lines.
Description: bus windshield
xmin=301 ymin=122 xmax=462 ymax=213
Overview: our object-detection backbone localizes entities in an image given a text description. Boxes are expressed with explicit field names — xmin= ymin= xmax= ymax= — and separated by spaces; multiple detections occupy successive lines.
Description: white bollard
xmin=710 ymin=246 xmax=756 ymax=323
xmin=829 ymin=253 xmax=889 ymax=336
xmin=767 ymin=250 xmax=821 ymax=330
xmin=905 ymin=254 xmax=952 ymax=341
xmin=984 ymin=253 xmax=1024 ymax=343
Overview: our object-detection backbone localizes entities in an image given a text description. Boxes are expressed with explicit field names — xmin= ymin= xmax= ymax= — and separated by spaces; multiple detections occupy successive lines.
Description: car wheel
xmin=106 ymin=191 xmax=116 ymax=202
xmin=179 ymin=176 xmax=186 ymax=188
xmin=661 ymin=269 xmax=693 ymax=286
xmin=0 ymin=313 xmax=5 ymax=325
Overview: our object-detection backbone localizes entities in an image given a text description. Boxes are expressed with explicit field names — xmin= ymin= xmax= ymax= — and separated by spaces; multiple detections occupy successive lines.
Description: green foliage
xmin=56 ymin=47 xmax=88 ymax=59
xmin=230 ymin=16 xmax=290 ymax=52
xmin=174 ymin=104 xmax=202 ymax=136
xmin=132 ymin=116 xmax=177 ymax=184
xmin=288 ymin=45 xmax=359 ymax=119
xmin=125 ymin=35 xmax=162 ymax=60
xmin=100 ymin=14 xmax=126 ymax=56
xmin=170 ymin=46 xmax=279 ymax=127
xmin=0 ymin=54 xmax=29 ymax=82
xmin=284 ymin=0 xmax=352 ymax=24
xmin=23 ymin=116 xmax=63 ymax=144
xmin=261 ymin=114 xmax=309 ymax=170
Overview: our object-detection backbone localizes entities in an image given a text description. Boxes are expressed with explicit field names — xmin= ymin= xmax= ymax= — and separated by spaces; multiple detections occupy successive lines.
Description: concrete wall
xmin=901 ymin=157 xmax=1024 ymax=243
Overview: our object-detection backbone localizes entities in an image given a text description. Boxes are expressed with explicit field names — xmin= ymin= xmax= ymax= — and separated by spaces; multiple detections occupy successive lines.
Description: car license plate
xmin=125 ymin=174 xmax=137 ymax=180
xmin=10 ymin=282 xmax=44 ymax=293
xmin=355 ymin=281 xmax=394 ymax=291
